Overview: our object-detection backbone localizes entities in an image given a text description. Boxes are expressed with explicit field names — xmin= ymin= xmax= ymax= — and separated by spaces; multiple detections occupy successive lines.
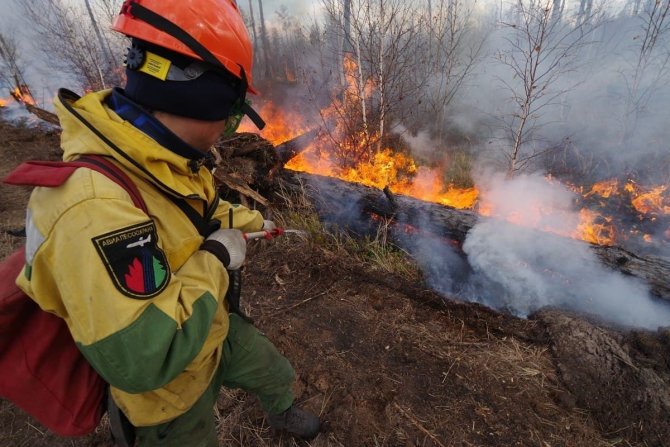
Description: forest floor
xmin=1 ymin=114 xmax=669 ymax=447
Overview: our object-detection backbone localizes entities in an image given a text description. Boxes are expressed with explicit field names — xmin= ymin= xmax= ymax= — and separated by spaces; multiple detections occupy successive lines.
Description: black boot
xmin=267 ymin=405 xmax=320 ymax=439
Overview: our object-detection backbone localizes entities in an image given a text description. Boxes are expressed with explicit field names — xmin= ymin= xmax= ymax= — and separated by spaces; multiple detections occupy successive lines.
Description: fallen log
xmin=25 ymin=105 xmax=59 ymax=126
xmin=277 ymin=170 xmax=670 ymax=302
xmin=274 ymin=128 xmax=321 ymax=164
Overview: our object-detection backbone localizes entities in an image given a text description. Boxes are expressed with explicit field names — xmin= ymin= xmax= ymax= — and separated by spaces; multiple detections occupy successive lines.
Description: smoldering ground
xmin=397 ymin=172 xmax=670 ymax=330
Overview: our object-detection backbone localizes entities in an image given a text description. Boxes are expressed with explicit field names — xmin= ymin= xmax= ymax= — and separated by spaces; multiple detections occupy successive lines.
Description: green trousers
xmin=133 ymin=314 xmax=296 ymax=447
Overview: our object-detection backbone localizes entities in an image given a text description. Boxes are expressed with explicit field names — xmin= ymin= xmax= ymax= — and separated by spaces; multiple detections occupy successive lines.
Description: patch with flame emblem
xmin=92 ymin=221 xmax=169 ymax=299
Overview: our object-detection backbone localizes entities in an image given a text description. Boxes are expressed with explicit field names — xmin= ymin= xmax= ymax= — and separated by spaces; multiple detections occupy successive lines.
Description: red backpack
xmin=0 ymin=155 xmax=147 ymax=436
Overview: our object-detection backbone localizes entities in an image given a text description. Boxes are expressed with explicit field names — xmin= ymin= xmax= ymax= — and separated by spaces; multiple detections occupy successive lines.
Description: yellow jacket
xmin=17 ymin=89 xmax=263 ymax=426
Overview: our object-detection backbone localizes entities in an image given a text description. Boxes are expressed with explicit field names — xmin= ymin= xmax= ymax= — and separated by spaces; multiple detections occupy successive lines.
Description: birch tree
xmin=19 ymin=0 xmax=122 ymax=91
xmin=0 ymin=32 xmax=32 ymax=101
xmin=246 ymin=0 xmax=259 ymax=69
xmin=495 ymin=0 xmax=598 ymax=175
xmin=621 ymin=0 xmax=670 ymax=145
xmin=423 ymin=0 xmax=486 ymax=142
xmin=257 ymin=0 xmax=274 ymax=79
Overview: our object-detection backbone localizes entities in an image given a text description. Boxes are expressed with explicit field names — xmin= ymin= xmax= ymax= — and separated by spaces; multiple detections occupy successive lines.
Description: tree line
xmin=1 ymin=0 xmax=668 ymax=180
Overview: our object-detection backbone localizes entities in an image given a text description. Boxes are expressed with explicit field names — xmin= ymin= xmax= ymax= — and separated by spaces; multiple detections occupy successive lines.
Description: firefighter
xmin=15 ymin=0 xmax=320 ymax=445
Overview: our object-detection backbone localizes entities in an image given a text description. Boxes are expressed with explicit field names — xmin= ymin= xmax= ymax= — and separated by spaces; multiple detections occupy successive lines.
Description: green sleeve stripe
xmin=78 ymin=292 xmax=217 ymax=393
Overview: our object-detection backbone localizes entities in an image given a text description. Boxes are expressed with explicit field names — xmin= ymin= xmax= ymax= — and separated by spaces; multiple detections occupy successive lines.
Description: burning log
xmin=25 ymin=105 xmax=59 ymax=126
xmin=274 ymin=127 xmax=321 ymax=165
xmin=278 ymin=170 xmax=670 ymax=303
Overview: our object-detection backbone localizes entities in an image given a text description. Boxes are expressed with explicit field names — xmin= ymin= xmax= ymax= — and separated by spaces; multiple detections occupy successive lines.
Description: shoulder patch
xmin=92 ymin=221 xmax=169 ymax=299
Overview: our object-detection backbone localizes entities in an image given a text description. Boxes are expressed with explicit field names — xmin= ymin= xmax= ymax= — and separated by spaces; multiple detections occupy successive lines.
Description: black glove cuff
xmin=201 ymin=240 xmax=231 ymax=268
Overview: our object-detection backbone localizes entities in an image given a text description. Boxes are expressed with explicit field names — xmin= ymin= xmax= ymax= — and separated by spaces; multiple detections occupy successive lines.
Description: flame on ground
xmin=264 ymin=103 xmax=669 ymax=247
xmin=1 ymin=85 xmax=37 ymax=108
xmin=585 ymin=178 xmax=618 ymax=198
xmin=626 ymin=182 xmax=670 ymax=215
xmin=238 ymin=100 xmax=311 ymax=145
xmin=11 ymin=86 xmax=36 ymax=106
xmin=241 ymin=54 xmax=668 ymax=248
xmin=286 ymin=136 xmax=480 ymax=210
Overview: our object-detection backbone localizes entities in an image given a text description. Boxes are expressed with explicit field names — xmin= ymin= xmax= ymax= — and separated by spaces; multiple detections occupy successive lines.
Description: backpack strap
xmin=3 ymin=155 xmax=148 ymax=214
xmin=75 ymin=156 xmax=148 ymax=214
xmin=163 ymin=193 xmax=221 ymax=237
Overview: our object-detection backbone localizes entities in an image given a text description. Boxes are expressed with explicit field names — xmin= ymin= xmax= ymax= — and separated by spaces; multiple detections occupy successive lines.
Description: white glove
xmin=262 ymin=220 xmax=276 ymax=231
xmin=201 ymin=229 xmax=246 ymax=270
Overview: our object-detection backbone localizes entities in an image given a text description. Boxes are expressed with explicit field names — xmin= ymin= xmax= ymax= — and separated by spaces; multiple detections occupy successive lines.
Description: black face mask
xmin=125 ymin=66 xmax=240 ymax=122
xmin=121 ymin=2 xmax=265 ymax=129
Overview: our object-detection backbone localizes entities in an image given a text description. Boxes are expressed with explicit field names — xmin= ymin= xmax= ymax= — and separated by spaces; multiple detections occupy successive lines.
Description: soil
xmin=1 ymin=114 xmax=669 ymax=447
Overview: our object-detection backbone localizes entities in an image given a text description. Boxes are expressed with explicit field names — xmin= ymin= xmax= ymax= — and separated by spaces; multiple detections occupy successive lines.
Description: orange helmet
xmin=113 ymin=0 xmax=257 ymax=94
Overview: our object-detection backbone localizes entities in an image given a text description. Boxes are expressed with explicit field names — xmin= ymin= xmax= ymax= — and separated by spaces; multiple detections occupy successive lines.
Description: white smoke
xmin=462 ymin=173 xmax=670 ymax=329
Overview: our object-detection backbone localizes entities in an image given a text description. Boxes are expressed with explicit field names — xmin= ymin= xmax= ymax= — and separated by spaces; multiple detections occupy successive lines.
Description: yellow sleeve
xmin=211 ymin=200 xmax=264 ymax=233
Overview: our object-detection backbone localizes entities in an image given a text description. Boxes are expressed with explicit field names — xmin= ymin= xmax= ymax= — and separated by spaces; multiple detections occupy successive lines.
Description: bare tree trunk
xmin=622 ymin=0 xmax=670 ymax=145
xmin=341 ymin=0 xmax=352 ymax=90
xmin=0 ymin=32 xmax=33 ymax=104
xmin=257 ymin=0 xmax=273 ymax=79
xmin=428 ymin=0 xmax=432 ymax=57
xmin=354 ymin=34 xmax=370 ymax=144
xmin=497 ymin=0 xmax=597 ymax=175
xmin=577 ymin=0 xmax=588 ymax=24
xmin=343 ymin=0 xmax=352 ymax=51
xmin=585 ymin=0 xmax=593 ymax=22
xmin=552 ymin=0 xmax=562 ymax=22
xmin=509 ymin=105 xmax=530 ymax=175
xmin=377 ymin=0 xmax=385 ymax=154
xmin=84 ymin=0 xmax=112 ymax=88
xmin=247 ymin=0 xmax=259 ymax=69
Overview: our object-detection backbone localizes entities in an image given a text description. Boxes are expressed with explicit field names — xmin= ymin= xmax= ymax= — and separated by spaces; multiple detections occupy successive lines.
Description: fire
xmin=238 ymin=100 xmax=311 ymax=145
xmin=286 ymin=138 xmax=479 ymax=209
xmin=576 ymin=209 xmax=617 ymax=245
xmin=585 ymin=178 xmax=619 ymax=198
xmin=11 ymin=86 xmax=36 ymax=106
xmin=277 ymin=52 xmax=479 ymax=210
xmin=241 ymin=55 xmax=668 ymax=249
xmin=0 ymin=97 xmax=7 ymax=107
xmin=625 ymin=181 xmax=670 ymax=215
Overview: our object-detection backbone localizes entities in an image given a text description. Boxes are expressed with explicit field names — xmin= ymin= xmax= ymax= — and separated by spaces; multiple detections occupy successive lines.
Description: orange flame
xmin=278 ymin=53 xmax=479 ymax=209
xmin=576 ymin=209 xmax=617 ymax=245
xmin=238 ymin=100 xmax=311 ymax=145
xmin=10 ymin=86 xmax=36 ymax=106
xmin=626 ymin=181 xmax=670 ymax=215
xmin=585 ymin=178 xmax=619 ymax=198
xmin=240 ymin=55 xmax=667 ymax=248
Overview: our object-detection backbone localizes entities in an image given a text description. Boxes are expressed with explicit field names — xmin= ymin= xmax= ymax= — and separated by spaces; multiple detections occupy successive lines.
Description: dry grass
xmin=271 ymin=180 xmax=419 ymax=280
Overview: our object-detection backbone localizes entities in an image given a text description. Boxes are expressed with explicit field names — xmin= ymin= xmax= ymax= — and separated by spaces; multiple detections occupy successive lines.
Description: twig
xmin=393 ymin=402 xmax=446 ymax=447
xmin=272 ymin=287 xmax=333 ymax=315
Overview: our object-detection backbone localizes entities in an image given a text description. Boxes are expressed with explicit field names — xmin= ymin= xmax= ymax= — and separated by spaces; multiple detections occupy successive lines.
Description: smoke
xmin=459 ymin=173 xmax=670 ymax=329
xmin=453 ymin=11 xmax=670 ymax=181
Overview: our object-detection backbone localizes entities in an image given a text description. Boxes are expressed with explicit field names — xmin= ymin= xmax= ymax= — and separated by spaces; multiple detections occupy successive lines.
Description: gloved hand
xmin=262 ymin=219 xmax=277 ymax=231
xmin=201 ymin=229 xmax=247 ymax=270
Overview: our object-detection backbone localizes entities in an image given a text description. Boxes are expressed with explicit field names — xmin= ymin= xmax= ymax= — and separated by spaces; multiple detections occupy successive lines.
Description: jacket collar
xmin=54 ymin=88 xmax=217 ymax=201
xmin=106 ymin=88 xmax=212 ymax=167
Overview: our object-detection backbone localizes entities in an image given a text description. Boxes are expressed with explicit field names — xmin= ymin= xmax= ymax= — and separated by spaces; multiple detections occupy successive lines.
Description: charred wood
xmin=274 ymin=128 xmax=321 ymax=164
xmin=25 ymin=104 xmax=60 ymax=126
xmin=278 ymin=170 xmax=670 ymax=302
xmin=212 ymin=132 xmax=279 ymax=207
